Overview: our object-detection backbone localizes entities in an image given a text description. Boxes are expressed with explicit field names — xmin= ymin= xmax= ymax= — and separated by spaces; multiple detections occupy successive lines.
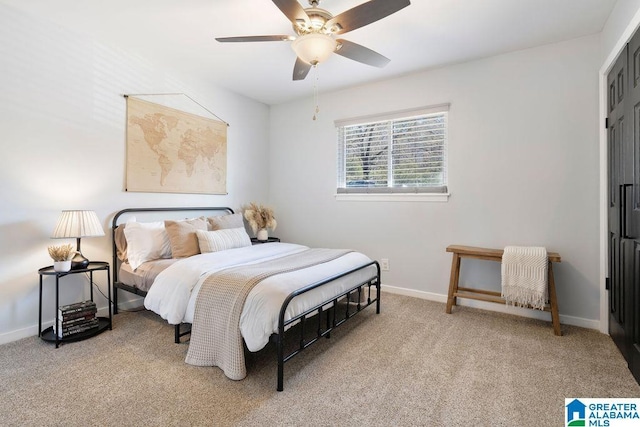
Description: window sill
xmin=334 ymin=193 xmax=450 ymax=202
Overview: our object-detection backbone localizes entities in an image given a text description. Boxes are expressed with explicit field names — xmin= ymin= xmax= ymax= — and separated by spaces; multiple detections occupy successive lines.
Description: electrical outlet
xmin=380 ymin=258 xmax=389 ymax=271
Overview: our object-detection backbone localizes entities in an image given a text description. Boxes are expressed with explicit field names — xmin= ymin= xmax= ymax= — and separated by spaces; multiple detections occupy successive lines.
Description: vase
xmin=257 ymin=228 xmax=269 ymax=241
xmin=53 ymin=260 xmax=71 ymax=272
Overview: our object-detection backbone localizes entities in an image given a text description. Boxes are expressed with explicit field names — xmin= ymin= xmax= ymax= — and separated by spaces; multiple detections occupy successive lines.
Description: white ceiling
xmin=3 ymin=0 xmax=617 ymax=105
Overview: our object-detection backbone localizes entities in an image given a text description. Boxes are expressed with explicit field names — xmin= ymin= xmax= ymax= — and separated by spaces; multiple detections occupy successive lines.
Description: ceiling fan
xmin=215 ymin=0 xmax=411 ymax=81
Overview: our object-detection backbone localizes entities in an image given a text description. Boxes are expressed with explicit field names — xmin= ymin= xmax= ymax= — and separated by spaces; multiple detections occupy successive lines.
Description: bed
xmin=111 ymin=207 xmax=381 ymax=391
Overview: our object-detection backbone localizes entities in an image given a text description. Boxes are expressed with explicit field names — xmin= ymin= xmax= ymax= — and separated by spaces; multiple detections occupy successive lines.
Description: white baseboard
xmin=0 ymin=324 xmax=39 ymax=345
xmin=381 ymin=284 xmax=602 ymax=332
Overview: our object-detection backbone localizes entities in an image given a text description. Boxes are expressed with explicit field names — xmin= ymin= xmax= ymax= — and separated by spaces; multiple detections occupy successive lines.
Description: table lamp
xmin=52 ymin=210 xmax=105 ymax=270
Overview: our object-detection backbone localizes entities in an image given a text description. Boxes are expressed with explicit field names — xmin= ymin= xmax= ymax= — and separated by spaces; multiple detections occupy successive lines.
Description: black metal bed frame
xmin=111 ymin=207 xmax=234 ymax=343
xmin=273 ymin=262 xmax=380 ymax=391
xmin=111 ymin=207 xmax=381 ymax=391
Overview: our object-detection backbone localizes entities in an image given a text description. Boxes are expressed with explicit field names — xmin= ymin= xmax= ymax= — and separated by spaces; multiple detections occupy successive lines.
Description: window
xmin=336 ymin=105 xmax=449 ymax=200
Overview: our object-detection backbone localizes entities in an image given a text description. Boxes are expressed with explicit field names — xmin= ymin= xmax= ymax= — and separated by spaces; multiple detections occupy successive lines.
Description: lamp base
xmin=71 ymin=252 xmax=89 ymax=270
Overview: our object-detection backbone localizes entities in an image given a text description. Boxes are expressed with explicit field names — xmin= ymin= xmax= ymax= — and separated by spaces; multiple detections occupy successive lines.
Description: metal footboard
xmin=273 ymin=260 xmax=381 ymax=391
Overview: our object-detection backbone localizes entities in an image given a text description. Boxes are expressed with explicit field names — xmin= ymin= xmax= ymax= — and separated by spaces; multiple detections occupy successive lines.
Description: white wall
xmin=269 ymin=34 xmax=601 ymax=327
xmin=601 ymin=0 xmax=640 ymax=61
xmin=0 ymin=4 xmax=271 ymax=343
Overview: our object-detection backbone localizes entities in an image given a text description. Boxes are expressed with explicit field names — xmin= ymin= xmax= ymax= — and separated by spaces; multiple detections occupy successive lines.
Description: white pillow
xmin=123 ymin=220 xmax=172 ymax=270
xmin=196 ymin=227 xmax=251 ymax=253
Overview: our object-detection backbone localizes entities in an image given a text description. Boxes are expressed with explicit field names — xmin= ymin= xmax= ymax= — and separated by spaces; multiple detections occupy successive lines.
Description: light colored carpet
xmin=1 ymin=292 xmax=638 ymax=426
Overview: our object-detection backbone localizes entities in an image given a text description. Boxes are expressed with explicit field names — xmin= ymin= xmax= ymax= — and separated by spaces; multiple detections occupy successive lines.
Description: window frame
xmin=335 ymin=104 xmax=450 ymax=202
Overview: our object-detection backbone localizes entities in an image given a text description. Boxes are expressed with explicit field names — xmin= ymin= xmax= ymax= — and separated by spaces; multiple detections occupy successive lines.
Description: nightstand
xmin=38 ymin=261 xmax=112 ymax=348
xmin=251 ymin=237 xmax=281 ymax=244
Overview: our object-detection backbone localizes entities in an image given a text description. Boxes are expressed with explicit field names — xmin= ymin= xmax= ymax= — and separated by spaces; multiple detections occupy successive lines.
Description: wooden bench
xmin=445 ymin=245 xmax=562 ymax=336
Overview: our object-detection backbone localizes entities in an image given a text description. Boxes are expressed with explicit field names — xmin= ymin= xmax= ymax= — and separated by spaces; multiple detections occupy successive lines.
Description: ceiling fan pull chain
xmin=313 ymin=65 xmax=320 ymax=120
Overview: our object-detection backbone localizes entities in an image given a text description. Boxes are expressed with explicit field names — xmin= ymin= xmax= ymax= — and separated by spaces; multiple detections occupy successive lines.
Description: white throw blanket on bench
xmin=501 ymin=246 xmax=548 ymax=310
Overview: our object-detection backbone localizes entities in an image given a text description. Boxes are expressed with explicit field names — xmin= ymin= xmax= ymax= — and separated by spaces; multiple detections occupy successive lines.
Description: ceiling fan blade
xmin=334 ymin=39 xmax=390 ymax=68
xmin=293 ymin=57 xmax=312 ymax=81
xmin=216 ymin=35 xmax=294 ymax=43
xmin=272 ymin=0 xmax=310 ymax=26
xmin=325 ymin=0 xmax=410 ymax=35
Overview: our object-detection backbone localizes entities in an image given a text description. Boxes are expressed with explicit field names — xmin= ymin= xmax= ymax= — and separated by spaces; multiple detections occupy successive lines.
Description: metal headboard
xmin=111 ymin=206 xmax=234 ymax=291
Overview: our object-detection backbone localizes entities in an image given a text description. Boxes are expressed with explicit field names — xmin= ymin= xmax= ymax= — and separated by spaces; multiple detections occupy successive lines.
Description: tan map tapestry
xmin=126 ymin=97 xmax=227 ymax=194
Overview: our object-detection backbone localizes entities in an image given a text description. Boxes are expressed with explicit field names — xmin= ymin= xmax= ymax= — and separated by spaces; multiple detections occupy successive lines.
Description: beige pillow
xmin=208 ymin=213 xmax=244 ymax=231
xmin=196 ymin=227 xmax=251 ymax=253
xmin=164 ymin=217 xmax=208 ymax=258
xmin=114 ymin=224 xmax=128 ymax=262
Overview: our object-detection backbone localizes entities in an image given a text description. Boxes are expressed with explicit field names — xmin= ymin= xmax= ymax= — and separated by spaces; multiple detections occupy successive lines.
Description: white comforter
xmin=144 ymin=243 xmax=376 ymax=352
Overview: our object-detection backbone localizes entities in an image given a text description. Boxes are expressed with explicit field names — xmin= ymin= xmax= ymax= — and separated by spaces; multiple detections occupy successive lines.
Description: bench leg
xmin=548 ymin=262 xmax=562 ymax=336
xmin=446 ymin=253 xmax=461 ymax=314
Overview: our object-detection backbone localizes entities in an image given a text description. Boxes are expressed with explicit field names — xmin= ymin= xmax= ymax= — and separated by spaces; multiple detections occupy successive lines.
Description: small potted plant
xmin=243 ymin=202 xmax=277 ymax=241
xmin=48 ymin=244 xmax=76 ymax=272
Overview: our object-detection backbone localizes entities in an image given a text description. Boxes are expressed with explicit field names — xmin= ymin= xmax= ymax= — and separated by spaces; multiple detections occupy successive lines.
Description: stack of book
xmin=56 ymin=300 xmax=98 ymax=338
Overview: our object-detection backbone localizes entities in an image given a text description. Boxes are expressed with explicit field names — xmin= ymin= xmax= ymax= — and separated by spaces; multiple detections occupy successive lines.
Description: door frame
xmin=600 ymin=11 xmax=640 ymax=334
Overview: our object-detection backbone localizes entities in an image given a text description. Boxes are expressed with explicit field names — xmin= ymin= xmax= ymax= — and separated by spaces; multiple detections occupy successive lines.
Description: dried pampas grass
xmin=48 ymin=244 xmax=76 ymax=262
xmin=243 ymin=202 xmax=277 ymax=234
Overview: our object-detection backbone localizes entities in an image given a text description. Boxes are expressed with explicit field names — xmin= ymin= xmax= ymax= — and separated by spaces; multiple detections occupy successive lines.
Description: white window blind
xmin=336 ymin=105 xmax=449 ymax=194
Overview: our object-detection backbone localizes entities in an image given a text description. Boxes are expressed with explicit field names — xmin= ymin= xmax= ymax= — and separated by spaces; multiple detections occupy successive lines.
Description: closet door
xmin=608 ymin=28 xmax=640 ymax=383
xmin=608 ymin=46 xmax=629 ymax=361
xmin=627 ymin=30 xmax=640 ymax=381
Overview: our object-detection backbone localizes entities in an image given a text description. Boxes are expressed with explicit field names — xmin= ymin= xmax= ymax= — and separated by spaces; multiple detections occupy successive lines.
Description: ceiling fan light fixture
xmin=307 ymin=11 xmax=328 ymax=30
xmin=328 ymin=23 xmax=342 ymax=33
xmin=291 ymin=33 xmax=337 ymax=65
xmin=295 ymin=7 xmax=332 ymax=35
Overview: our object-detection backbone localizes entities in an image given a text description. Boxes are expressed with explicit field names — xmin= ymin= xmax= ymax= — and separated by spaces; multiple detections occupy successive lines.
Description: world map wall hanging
xmin=125 ymin=94 xmax=228 ymax=194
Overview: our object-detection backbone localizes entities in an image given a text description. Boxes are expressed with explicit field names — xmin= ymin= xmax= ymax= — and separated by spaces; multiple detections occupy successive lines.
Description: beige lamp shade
xmin=52 ymin=210 xmax=104 ymax=270
xmin=52 ymin=210 xmax=105 ymax=239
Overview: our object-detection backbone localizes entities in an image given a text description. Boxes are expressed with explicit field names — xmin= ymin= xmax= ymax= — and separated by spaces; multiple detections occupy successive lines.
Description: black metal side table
xmin=251 ymin=237 xmax=281 ymax=244
xmin=38 ymin=261 xmax=112 ymax=348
